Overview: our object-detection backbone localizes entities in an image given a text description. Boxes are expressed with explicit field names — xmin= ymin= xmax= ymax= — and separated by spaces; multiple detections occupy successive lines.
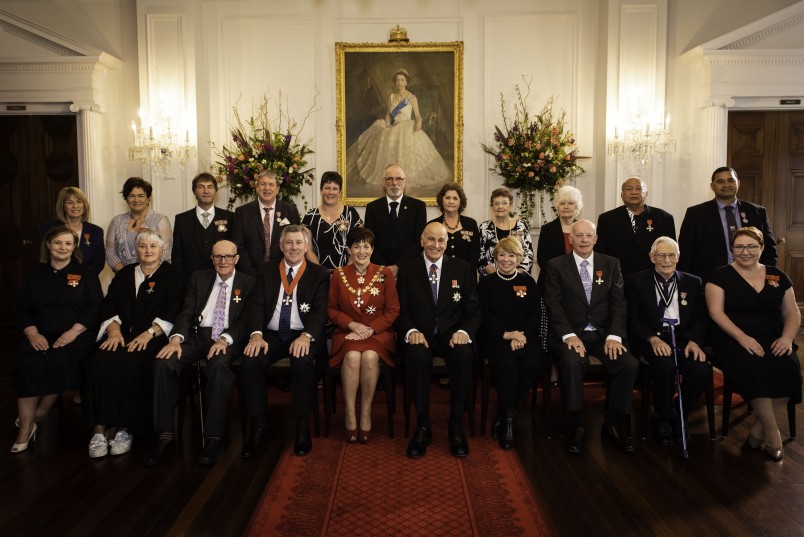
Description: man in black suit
xmin=595 ymin=176 xmax=676 ymax=276
xmin=240 ymin=225 xmax=329 ymax=457
xmin=544 ymin=219 xmax=639 ymax=455
xmin=172 ymin=173 xmax=235 ymax=283
xmin=363 ymin=163 xmax=427 ymax=278
xmin=626 ymin=236 xmax=709 ymax=446
xmin=231 ymin=169 xmax=301 ymax=275
xmin=678 ymin=166 xmax=777 ymax=282
xmin=148 ymin=240 xmax=255 ymax=466
xmin=397 ymin=222 xmax=481 ymax=459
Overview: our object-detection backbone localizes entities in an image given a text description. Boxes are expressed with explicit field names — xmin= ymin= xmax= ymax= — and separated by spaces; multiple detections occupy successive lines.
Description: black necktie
xmin=389 ymin=201 xmax=399 ymax=226
xmin=278 ymin=267 xmax=294 ymax=342
xmin=724 ymin=205 xmax=738 ymax=237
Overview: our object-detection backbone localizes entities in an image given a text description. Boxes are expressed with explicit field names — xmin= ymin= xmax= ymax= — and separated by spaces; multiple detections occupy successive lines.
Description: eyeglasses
xmin=211 ymin=254 xmax=237 ymax=262
xmin=652 ymin=253 xmax=678 ymax=261
xmin=733 ymin=244 xmax=760 ymax=252
xmin=384 ymin=176 xmax=406 ymax=183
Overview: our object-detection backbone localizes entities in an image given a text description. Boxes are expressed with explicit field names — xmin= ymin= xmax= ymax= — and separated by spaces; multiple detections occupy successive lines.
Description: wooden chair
xmin=323 ymin=361 xmax=396 ymax=438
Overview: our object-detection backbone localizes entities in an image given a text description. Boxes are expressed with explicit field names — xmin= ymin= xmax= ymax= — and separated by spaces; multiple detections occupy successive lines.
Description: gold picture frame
xmin=335 ymin=41 xmax=464 ymax=206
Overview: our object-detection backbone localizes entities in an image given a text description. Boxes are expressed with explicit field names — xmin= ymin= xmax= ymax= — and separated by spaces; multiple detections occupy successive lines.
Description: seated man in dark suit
xmin=172 ymin=172 xmax=235 ymax=284
xmin=595 ymin=176 xmax=676 ymax=276
xmin=544 ymin=219 xmax=639 ymax=455
xmin=149 ymin=240 xmax=255 ymax=466
xmin=626 ymin=236 xmax=709 ymax=446
xmin=678 ymin=166 xmax=776 ymax=282
xmin=231 ymin=169 xmax=301 ymax=275
xmin=363 ymin=163 xmax=427 ymax=278
xmin=397 ymin=222 xmax=481 ymax=459
xmin=240 ymin=225 xmax=329 ymax=457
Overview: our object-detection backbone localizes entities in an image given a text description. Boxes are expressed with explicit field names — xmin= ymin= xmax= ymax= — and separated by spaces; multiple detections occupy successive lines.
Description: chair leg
xmin=705 ymin=365 xmax=716 ymax=440
xmin=640 ymin=363 xmax=651 ymax=440
xmin=542 ymin=373 xmax=552 ymax=439
xmin=467 ymin=369 xmax=476 ymax=438
xmin=481 ymin=362 xmax=490 ymax=436
xmin=403 ymin=368 xmax=411 ymax=438
xmin=323 ymin=368 xmax=335 ymax=438
xmin=788 ymin=400 xmax=796 ymax=439
xmin=383 ymin=365 xmax=395 ymax=438
xmin=722 ymin=378 xmax=733 ymax=438
xmin=312 ymin=380 xmax=320 ymax=438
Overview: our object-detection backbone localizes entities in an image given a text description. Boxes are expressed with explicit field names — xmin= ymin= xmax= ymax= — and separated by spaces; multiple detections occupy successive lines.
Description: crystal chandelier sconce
xmin=128 ymin=112 xmax=194 ymax=172
xmin=608 ymin=111 xmax=676 ymax=167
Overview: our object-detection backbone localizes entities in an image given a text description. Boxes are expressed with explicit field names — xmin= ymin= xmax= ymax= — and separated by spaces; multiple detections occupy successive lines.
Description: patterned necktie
xmin=724 ymin=205 xmax=738 ymax=235
xmin=202 ymin=211 xmax=211 ymax=229
xmin=580 ymin=260 xmax=592 ymax=304
xmin=211 ymin=281 xmax=227 ymax=340
xmin=263 ymin=207 xmax=273 ymax=261
xmin=278 ymin=267 xmax=294 ymax=342
xmin=389 ymin=201 xmax=399 ymax=226
xmin=429 ymin=263 xmax=438 ymax=303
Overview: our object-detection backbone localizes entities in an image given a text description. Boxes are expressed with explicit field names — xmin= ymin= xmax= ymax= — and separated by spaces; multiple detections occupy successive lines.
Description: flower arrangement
xmin=213 ymin=94 xmax=315 ymax=209
xmin=481 ymin=80 xmax=584 ymax=221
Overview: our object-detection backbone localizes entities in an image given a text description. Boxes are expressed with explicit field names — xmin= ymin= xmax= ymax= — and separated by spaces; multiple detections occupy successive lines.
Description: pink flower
xmin=539 ymin=152 xmax=545 ymax=159
xmin=528 ymin=171 xmax=535 ymax=178
xmin=549 ymin=165 xmax=557 ymax=173
xmin=535 ymin=143 xmax=542 ymax=150
xmin=237 ymin=154 xmax=246 ymax=161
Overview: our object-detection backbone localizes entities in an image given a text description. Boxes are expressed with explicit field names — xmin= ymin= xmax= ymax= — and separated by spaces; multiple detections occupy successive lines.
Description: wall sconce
xmin=608 ymin=110 xmax=676 ymax=167
xmin=128 ymin=110 xmax=194 ymax=173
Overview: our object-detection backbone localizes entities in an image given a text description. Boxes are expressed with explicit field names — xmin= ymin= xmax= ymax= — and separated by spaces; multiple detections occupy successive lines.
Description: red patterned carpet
xmin=246 ymin=404 xmax=556 ymax=537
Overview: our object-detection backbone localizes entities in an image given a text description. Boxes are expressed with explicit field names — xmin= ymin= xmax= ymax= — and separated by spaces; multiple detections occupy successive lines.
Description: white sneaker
xmin=109 ymin=431 xmax=133 ymax=455
xmin=89 ymin=433 xmax=108 ymax=458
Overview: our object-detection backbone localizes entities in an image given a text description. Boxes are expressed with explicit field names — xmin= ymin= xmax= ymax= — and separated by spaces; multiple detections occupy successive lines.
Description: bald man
xmin=148 ymin=240 xmax=256 ymax=466
xmin=397 ymin=222 xmax=481 ymax=459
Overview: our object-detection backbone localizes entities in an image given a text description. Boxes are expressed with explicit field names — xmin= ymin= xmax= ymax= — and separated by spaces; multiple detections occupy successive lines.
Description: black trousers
xmin=239 ymin=330 xmax=320 ymax=420
xmin=153 ymin=328 xmax=236 ymax=438
xmin=556 ymin=331 xmax=639 ymax=415
xmin=491 ymin=346 xmax=547 ymax=412
xmin=644 ymin=334 xmax=710 ymax=420
xmin=406 ymin=334 xmax=473 ymax=428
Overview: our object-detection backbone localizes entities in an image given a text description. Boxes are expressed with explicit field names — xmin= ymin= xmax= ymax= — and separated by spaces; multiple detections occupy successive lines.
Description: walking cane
xmin=660 ymin=317 xmax=688 ymax=459
xmin=193 ymin=313 xmax=206 ymax=448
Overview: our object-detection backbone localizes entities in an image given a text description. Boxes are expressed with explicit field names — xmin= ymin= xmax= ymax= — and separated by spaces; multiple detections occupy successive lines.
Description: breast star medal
xmin=369 ymin=287 xmax=380 ymax=296
xmin=299 ymin=302 xmax=311 ymax=313
xmin=366 ymin=305 xmax=377 ymax=315
xmin=452 ymin=292 xmax=462 ymax=302
xmin=595 ymin=271 xmax=604 ymax=285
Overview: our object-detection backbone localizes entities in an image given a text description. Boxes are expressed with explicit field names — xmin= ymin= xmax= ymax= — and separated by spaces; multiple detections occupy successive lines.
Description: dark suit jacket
xmin=678 ymin=199 xmax=776 ymax=281
xmin=171 ymin=269 xmax=255 ymax=354
xmin=544 ymin=252 xmax=627 ymax=347
xmin=625 ymin=269 xmax=707 ymax=356
xmin=364 ymin=195 xmax=426 ymax=266
xmin=595 ymin=205 xmax=676 ymax=276
xmin=231 ymin=199 xmax=300 ymax=275
xmin=396 ymin=256 xmax=481 ymax=342
xmin=246 ymin=260 xmax=329 ymax=341
xmin=171 ymin=206 xmax=235 ymax=281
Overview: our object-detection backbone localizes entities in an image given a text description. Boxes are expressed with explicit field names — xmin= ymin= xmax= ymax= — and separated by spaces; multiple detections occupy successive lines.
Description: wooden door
xmin=728 ymin=111 xmax=804 ymax=318
xmin=0 ymin=115 xmax=79 ymax=336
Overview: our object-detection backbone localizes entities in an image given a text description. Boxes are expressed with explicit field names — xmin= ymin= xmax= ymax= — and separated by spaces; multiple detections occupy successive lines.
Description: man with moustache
xmin=231 ymin=169 xmax=301 ymax=275
xmin=544 ymin=219 xmax=639 ymax=455
xmin=595 ymin=176 xmax=676 ymax=276
xmin=172 ymin=173 xmax=235 ymax=283
xmin=626 ymin=237 xmax=709 ymax=446
xmin=397 ymin=222 xmax=481 ymax=459
xmin=148 ymin=240 xmax=255 ymax=466
xmin=363 ymin=163 xmax=427 ymax=278
xmin=239 ymin=225 xmax=329 ymax=457
xmin=678 ymin=166 xmax=776 ymax=282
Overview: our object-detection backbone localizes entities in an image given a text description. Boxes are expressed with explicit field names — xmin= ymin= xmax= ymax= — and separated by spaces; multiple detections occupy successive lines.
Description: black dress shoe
xmin=498 ymin=411 xmax=515 ymax=451
xmin=406 ymin=426 xmax=432 ymax=459
xmin=651 ymin=415 xmax=674 ymax=447
xmin=198 ymin=438 xmax=224 ymax=465
xmin=242 ymin=427 xmax=265 ymax=459
xmin=490 ymin=414 xmax=502 ymax=439
xmin=567 ymin=426 xmax=585 ymax=455
xmin=602 ymin=424 xmax=635 ymax=453
xmin=144 ymin=438 xmax=175 ymax=466
xmin=294 ymin=427 xmax=312 ymax=456
xmin=449 ymin=428 xmax=469 ymax=458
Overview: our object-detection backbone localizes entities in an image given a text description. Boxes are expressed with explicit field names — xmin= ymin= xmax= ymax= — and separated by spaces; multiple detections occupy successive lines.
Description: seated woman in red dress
xmin=327 ymin=227 xmax=400 ymax=443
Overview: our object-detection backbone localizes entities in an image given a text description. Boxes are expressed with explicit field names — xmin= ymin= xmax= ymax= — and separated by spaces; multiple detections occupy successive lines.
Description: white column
xmin=72 ymin=102 xmax=104 ymax=218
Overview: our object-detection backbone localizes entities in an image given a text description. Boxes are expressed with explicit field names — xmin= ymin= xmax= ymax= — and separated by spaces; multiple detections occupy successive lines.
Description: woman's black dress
xmin=302 ymin=206 xmax=362 ymax=270
xmin=427 ymin=215 xmax=481 ymax=266
xmin=13 ymin=261 xmax=102 ymax=396
xmin=89 ymin=262 xmax=182 ymax=434
xmin=709 ymin=265 xmax=801 ymax=402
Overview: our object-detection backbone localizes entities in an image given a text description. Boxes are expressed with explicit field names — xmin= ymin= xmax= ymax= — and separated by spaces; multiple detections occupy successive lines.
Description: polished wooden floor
xmin=2 ymin=341 xmax=803 ymax=537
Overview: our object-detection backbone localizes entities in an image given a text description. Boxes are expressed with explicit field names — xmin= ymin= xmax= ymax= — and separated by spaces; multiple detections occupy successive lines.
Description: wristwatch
xmin=147 ymin=327 xmax=157 ymax=338
xmin=301 ymin=332 xmax=313 ymax=340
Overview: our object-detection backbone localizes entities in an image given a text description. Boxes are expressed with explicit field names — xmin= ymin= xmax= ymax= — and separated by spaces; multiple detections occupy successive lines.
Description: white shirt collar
xmin=572 ymin=251 xmax=594 ymax=269
xmin=215 ymin=269 xmax=236 ymax=285
xmin=386 ymin=195 xmax=403 ymax=207
xmin=283 ymin=259 xmax=303 ymax=273
xmin=423 ymin=254 xmax=444 ymax=271
xmin=196 ymin=205 xmax=215 ymax=220
xmin=258 ymin=199 xmax=277 ymax=213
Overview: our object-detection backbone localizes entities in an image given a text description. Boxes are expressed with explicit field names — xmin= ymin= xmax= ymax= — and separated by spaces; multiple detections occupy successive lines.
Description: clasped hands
xmin=345 ymin=321 xmax=374 ymax=340
xmin=504 ymin=330 xmax=527 ymax=351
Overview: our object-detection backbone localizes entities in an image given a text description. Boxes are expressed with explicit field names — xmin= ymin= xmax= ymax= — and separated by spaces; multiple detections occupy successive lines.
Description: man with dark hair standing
xmin=596 ymin=176 xmax=676 ymax=276
xmin=172 ymin=173 xmax=235 ymax=283
xmin=678 ymin=166 xmax=776 ymax=282
xmin=363 ymin=163 xmax=427 ymax=278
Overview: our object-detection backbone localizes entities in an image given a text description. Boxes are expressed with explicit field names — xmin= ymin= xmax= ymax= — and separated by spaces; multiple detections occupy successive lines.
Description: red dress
xmin=327 ymin=264 xmax=400 ymax=367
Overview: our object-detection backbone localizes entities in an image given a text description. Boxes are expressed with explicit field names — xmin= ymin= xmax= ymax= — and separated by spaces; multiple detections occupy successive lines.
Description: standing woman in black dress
xmin=87 ymin=230 xmax=182 ymax=459
xmin=302 ymin=171 xmax=363 ymax=271
xmin=706 ymin=227 xmax=801 ymax=460
xmin=12 ymin=226 xmax=102 ymax=453
xmin=478 ymin=237 xmax=546 ymax=450
xmin=427 ymin=182 xmax=480 ymax=266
